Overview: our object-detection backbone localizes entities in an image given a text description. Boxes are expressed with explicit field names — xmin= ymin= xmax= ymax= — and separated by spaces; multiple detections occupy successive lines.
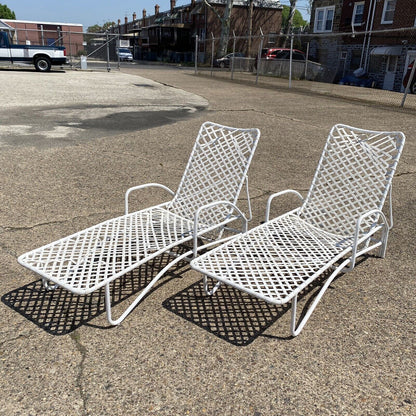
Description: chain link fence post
xmin=289 ymin=33 xmax=294 ymax=88
xmin=194 ymin=35 xmax=199 ymax=75
xmin=231 ymin=31 xmax=236 ymax=80
xmin=256 ymin=29 xmax=264 ymax=85
xmin=210 ymin=33 xmax=215 ymax=77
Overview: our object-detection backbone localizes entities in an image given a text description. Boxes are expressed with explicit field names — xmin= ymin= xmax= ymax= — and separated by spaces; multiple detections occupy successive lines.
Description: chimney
xmin=118 ymin=19 xmax=121 ymax=26
xmin=142 ymin=9 xmax=147 ymax=19
xmin=170 ymin=0 xmax=176 ymax=12
xmin=191 ymin=0 xmax=195 ymax=7
xmin=124 ymin=16 xmax=128 ymax=25
xmin=155 ymin=4 xmax=160 ymax=16
xmin=133 ymin=12 xmax=136 ymax=21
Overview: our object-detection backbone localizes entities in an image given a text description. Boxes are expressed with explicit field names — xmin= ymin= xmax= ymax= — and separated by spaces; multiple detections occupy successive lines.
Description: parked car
xmin=261 ymin=48 xmax=306 ymax=61
xmin=403 ymin=61 xmax=416 ymax=94
xmin=116 ymin=48 xmax=133 ymax=62
xmin=255 ymin=48 xmax=306 ymax=70
xmin=214 ymin=52 xmax=245 ymax=68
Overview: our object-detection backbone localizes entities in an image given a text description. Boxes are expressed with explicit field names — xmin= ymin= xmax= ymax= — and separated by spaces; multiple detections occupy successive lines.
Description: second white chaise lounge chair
xmin=191 ymin=124 xmax=405 ymax=336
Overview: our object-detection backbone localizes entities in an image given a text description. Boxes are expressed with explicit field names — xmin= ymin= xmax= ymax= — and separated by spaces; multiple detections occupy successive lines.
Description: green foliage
xmin=102 ymin=21 xmax=115 ymax=32
xmin=87 ymin=24 xmax=103 ymax=33
xmin=282 ymin=5 xmax=307 ymax=29
xmin=0 ymin=3 xmax=16 ymax=19
xmin=87 ymin=22 xmax=116 ymax=33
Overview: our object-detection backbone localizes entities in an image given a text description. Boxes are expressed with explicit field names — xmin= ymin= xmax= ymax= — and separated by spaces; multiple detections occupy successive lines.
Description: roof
xmin=1 ymin=19 xmax=83 ymax=27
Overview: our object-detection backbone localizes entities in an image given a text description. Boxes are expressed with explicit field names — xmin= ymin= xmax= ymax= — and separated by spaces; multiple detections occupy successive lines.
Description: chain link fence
xmin=194 ymin=28 xmax=416 ymax=110
xmin=3 ymin=26 xmax=416 ymax=109
xmin=2 ymin=27 xmax=125 ymax=71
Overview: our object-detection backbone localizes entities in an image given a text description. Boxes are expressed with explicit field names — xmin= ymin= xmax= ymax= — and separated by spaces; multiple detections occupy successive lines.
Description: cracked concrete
xmin=0 ymin=66 xmax=415 ymax=416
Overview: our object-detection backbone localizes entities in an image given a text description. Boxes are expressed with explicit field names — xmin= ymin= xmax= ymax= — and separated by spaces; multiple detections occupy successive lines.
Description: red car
xmin=261 ymin=48 xmax=305 ymax=61
xmin=403 ymin=61 xmax=416 ymax=94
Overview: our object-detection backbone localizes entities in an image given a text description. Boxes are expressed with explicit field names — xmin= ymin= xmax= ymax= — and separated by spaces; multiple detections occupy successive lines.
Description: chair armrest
xmin=192 ymin=201 xmax=248 ymax=257
xmin=349 ymin=209 xmax=389 ymax=270
xmin=265 ymin=190 xmax=304 ymax=222
xmin=125 ymin=183 xmax=175 ymax=214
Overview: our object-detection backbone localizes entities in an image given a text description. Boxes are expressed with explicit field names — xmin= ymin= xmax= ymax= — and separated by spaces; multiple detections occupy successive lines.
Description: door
xmin=382 ymin=55 xmax=397 ymax=90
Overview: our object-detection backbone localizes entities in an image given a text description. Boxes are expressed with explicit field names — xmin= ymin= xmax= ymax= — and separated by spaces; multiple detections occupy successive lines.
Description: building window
xmin=314 ymin=6 xmax=335 ymax=32
xmin=381 ymin=0 xmax=396 ymax=24
xmin=352 ymin=2 xmax=365 ymax=26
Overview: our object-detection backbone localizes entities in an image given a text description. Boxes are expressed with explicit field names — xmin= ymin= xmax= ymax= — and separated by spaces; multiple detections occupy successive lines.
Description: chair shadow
xmin=2 ymin=252 xmax=188 ymax=335
xmin=163 ymin=257 xmax=371 ymax=346
xmin=163 ymin=279 xmax=292 ymax=346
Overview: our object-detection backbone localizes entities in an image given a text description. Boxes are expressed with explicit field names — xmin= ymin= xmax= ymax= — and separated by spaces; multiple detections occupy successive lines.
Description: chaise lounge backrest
xmin=299 ymin=124 xmax=405 ymax=237
xmin=168 ymin=122 xmax=260 ymax=226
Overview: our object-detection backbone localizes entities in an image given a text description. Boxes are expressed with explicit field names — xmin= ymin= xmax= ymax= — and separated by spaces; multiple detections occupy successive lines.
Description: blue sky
xmin=6 ymin=0 xmax=311 ymax=29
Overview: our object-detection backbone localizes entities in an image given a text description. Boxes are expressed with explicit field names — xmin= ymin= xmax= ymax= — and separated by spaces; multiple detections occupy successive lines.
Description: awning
xmin=370 ymin=46 xmax=402 ymax=56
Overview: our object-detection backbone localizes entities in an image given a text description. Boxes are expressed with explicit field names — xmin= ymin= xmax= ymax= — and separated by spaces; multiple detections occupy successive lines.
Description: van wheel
xmin=35 ymin=57 xmax=51 ymax=72
xmin=410 ymin=81 xmax=416 ymax=94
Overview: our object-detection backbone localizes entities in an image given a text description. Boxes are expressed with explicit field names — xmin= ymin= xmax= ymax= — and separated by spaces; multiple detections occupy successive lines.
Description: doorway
xmin=382 ymin=55 xmax=397 ymax=90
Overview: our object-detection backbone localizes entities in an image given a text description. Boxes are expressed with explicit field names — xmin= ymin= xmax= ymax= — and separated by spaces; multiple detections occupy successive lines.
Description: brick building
xmin=310 ymin=0 xmax=416 ymax=91
xmin=111 ymin=0 xmax=283 ymax=62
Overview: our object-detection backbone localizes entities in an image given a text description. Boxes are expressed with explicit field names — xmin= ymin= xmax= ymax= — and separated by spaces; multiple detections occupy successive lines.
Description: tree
xmin=280 ymin=1 xmax=308 ymax=47
xmin=281 ymin=4 xmax=307 ymax=32
xmin=87 ymin=22 xmax=115 ymax=33
xmin=0 ymin=3 xmax=16 ymax=19
xmin=203 ymin=0 xmax=234 ymax=58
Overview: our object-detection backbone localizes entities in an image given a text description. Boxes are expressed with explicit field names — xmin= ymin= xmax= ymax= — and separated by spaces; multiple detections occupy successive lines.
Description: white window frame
xmin=352 ymin=2 xmax=365 ymax=26
xmin=381 ymin=0 xmax=396 ymax=24
xmin=314 ymin=6 xmax=335 ymax=33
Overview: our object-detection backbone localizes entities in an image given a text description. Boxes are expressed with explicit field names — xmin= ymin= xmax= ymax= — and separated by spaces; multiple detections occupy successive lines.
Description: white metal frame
xmin=191 ymin=124 xmax=405 ymax=336
xmin=18 ymin=122 xmax=260 ymax=325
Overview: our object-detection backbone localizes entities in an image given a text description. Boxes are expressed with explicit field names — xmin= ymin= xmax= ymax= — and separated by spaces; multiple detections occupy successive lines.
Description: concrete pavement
xmin=0 ymin=65 xmax=415 ymax=415
xmin=0 ymin=68 xmax=207 ymax=149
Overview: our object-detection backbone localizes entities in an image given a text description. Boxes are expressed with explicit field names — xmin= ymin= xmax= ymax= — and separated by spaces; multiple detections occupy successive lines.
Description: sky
xmin=5 ymin=0 xmax=311 ymax=30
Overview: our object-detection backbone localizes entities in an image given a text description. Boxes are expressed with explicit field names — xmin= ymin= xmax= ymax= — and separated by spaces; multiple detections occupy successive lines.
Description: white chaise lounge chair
xmin=191 ymin=124 xmax=405 ymax=336
xmin=18 ymin=122 xmax=260 ymax=325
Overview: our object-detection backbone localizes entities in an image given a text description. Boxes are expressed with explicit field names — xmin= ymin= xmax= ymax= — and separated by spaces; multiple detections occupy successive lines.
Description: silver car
xmin=117 ymin=48 xmax=133 ymax=62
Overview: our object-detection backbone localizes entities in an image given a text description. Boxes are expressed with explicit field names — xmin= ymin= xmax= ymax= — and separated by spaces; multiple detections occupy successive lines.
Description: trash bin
xmin=80 ymin=56 xmax=87 ymax=70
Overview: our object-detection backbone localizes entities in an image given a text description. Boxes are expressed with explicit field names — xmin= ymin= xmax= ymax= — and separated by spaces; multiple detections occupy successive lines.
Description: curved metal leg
xmin=42 ymin=278 xmax=57 ymax=291
xmin=290 ymin=259 xmax=350 ymax=337
xmin=105 ymin=249 xmax=194 ymax=325
xmin=203 ymin=276 xmax=221 ymax=296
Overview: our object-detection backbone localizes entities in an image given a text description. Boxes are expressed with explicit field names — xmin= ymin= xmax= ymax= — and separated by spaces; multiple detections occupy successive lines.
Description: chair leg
xmin=203 ymin=276 xmax=221 ymax=295
xmin=290 ymin=260 xmax=350 ymax=336
xmin=105 ymin=249 xmax=194 ymax=325
xmin=42 ymin=278 xmax=57 ymax=291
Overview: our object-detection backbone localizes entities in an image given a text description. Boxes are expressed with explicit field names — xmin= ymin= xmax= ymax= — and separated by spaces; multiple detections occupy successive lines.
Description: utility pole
xmin=247 ymin=0 xmax=254 ymax=57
